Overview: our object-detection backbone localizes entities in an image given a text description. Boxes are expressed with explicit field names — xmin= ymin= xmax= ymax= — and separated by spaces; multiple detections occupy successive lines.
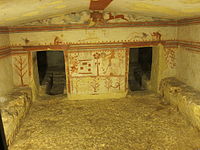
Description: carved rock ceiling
xmin=1 ymin=0 xmax=200 ymax=26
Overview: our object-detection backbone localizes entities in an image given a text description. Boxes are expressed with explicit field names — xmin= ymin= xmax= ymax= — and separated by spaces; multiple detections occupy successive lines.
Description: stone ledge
xmin=0 ymin=87 xmax=32 ymax=146
xmin=160 ymin=77 xmax=200 ymax=130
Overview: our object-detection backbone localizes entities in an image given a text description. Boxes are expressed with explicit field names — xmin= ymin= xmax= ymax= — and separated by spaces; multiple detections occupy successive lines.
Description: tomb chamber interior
xmin=0 ymin=0 xmax=200 ymax=149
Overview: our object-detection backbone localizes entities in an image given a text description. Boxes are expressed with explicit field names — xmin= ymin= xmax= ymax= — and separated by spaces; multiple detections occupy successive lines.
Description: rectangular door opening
xmin=128 ymin=47 xmax=152 ymax=91
xmin=37 ymin=51 xmax=66 ymax=95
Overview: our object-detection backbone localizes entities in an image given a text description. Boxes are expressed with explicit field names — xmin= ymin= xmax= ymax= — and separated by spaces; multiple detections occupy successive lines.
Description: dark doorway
xmin=0 ymin=112 xmax=7 ymax=150
xmin=37 ymin=51 xmax=47 ymax=84
xmin=128 ymin=47 xmax=152 ymax=91
xmin=37 ymin=51 xmax=66 ymax=95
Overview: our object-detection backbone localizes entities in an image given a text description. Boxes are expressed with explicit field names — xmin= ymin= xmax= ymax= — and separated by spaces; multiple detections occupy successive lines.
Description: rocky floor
xmin=9 ymin=91 xmax=200 ymax=150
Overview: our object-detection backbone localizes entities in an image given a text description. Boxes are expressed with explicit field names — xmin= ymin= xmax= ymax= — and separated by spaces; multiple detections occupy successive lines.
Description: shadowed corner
xmin=0 ymin=110 xmax=7 ymax=150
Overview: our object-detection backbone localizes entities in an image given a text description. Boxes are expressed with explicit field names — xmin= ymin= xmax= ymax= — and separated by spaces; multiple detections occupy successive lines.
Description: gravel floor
xmin=9 ymin=91 xmax=200 ymax=150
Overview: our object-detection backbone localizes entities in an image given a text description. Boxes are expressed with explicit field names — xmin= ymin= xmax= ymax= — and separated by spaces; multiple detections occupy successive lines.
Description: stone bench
xmin=160 ymin=77 xmax=200 ymax=130
xmin=0 ymin=87 xmax=32 ymax=146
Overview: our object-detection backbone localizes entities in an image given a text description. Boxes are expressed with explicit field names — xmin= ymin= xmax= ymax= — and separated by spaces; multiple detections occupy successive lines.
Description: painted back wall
xmin=7 ymin=25 xmax=177 ymax=99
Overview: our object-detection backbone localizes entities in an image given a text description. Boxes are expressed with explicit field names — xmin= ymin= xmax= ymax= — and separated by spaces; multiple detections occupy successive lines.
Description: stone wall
xmin=0 ymin=34 xmax=14 ymax=97
xmin=160 ymin=77 xmax=200 ymax=130
xmin=177 ymin=23 xmax=200 ymax=91
xmin=30 ymin=52 xmax=40 ymax=100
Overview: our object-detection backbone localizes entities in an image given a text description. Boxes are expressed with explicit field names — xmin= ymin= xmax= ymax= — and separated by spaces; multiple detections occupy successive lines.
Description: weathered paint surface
xmin=66 ymin=48 xmax=128 ymax=99
xmin=8 ymin=27 xmax=176 ymax=45
xmin=21 ymin=11 xmax=174 ymax=26
xmin=0 ymin=34 xmax=14 ymax=96
xmin=177 ymin=23 xmax=200 ymax=91
xmin=0 ymin=0 xmax=200 ymax=26
xmin=4 ymin=14 xmax=200 ymax=99
xmin=6 ymin=24 xmax=178 ymax=99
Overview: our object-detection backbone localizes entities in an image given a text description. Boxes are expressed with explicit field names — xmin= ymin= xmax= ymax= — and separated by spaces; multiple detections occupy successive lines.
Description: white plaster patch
xmin=0 ymin=97 xmax=7 ymax=103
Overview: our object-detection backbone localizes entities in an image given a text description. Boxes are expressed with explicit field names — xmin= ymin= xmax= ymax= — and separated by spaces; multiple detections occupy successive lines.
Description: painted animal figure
xmin=141 ymin=33 xmax=148 ymax=39
xmin=22 ymin=38 xmax=30 ymax=45
xmin=107 ymin=12 xmax=129 ymax=22
xmin=54 ymin=36 xmax=63 ymax=45
xmin=128 ymin=32 xmax=149 ymax=41
xmin=135 ymin=32 xmax=148 ymax=40
xmin=151 ymin=32 xmax=162 ymax=41
xmin=90 ymin=11 xmax=105 ymax=25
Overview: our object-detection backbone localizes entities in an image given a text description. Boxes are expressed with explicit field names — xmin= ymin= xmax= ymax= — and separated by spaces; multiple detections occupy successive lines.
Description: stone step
xmin=49 ymin=85 xmax=65 ymax=95
xmin=53 ymin=78 xmax=66 ymax=82
xmin=52 ymin=76 xmax=66 ymax=79
xmin=51 ymin=72 xmax=65 ymax=75
xmin=41 ymin=69 xmax=66 ymax=95
xmin=42 ymin=72 xmax=66 ymax=85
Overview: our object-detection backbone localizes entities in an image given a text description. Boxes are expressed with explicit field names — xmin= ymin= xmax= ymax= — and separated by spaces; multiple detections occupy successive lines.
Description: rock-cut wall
xmin=177 ymin=19 xmax=200 ymax=91
xmin=0 ymin=33 xmax=14 ymax=97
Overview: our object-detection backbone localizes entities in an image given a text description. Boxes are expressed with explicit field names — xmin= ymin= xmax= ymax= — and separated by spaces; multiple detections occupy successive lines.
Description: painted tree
xmin=14 ymin=56 xmax=28 ymax=86
xmin=104 ymin=77 xmax=112 ymax=91
xmin=90 ymin=77 xmax=100 ymax=93
xmin=104 ymin=77 xmax=122 ymax=91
